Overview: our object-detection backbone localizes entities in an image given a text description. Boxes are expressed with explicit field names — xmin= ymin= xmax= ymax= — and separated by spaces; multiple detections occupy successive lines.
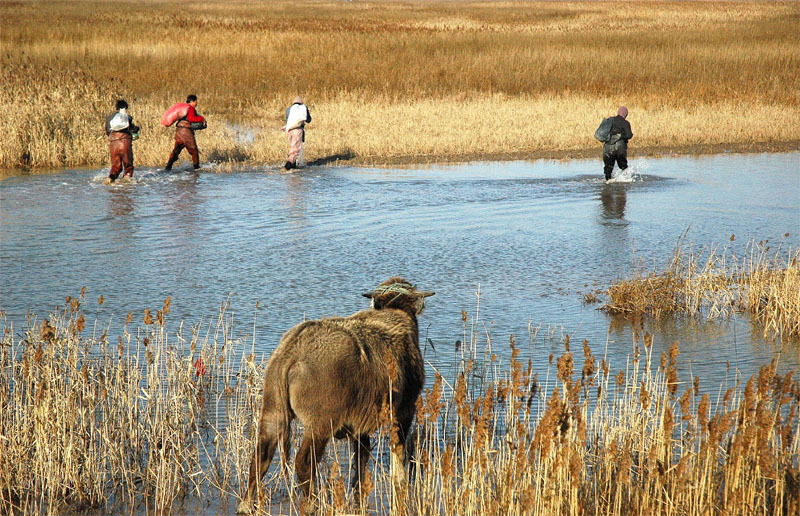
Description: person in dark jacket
xmin=283 ymin=96 xmax=311 ymax=170
xmin=165 ymin=94 xmax=206 ymax=171
xmin=602 ymin=106 xmax=633 ymax=181
xmin=104 ymin=99 xmax=140 ymax=184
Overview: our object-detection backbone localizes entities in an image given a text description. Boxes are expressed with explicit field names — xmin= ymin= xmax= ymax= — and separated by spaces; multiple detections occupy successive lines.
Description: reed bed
xmin=603 ymin=237 xmax=800 ymax=340
xmin=0 ymin=293 xmax=266 ymax=514
xmin=2 ymin=289 xmax=798 ymax=515
xmin=1 ymin=1 xmax=798 ymax=169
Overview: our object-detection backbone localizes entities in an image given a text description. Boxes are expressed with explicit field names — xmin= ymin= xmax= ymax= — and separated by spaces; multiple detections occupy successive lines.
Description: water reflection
xmin=599 ymin=183 xmax=628 ymax=223
xmin=108 ymin=187 xmax=136 ymax=245
xmin=109 ymin=187 xmax=135 ymax=218
xmin=281 ymin=173 xmax=308 ymax=227
xmin=162 ymin=174 xmax=201 ymax=263
xmin=592 ymin=182 xmax=631 ymax=279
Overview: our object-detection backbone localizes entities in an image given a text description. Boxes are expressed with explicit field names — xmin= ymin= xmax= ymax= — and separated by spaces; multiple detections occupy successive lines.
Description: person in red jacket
xmin=165 ymin=94 xmax=206 ymax=171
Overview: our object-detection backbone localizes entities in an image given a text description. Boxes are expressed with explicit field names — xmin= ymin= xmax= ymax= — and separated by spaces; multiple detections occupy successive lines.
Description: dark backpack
xmin=594 ymin=117 xmax=614 ymax=143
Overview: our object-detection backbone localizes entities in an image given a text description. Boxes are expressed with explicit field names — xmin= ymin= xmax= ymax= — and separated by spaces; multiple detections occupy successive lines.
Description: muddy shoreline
xmin=346 ymin=140 xmax=800 ymax=168
xmin=1 ymin=140 xmax=798 ymax=178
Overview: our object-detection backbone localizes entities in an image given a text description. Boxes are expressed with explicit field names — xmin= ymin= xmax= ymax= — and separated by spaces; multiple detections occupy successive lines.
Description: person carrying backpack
xmin=165 ymin=94 xmax=206 ymax=171
xmin=104 ymin=99 xmax=140 ymax=184
xmin=601 ymin=106 xmax=633 ymax=181
xmin=283 ymin=96 xmax=311 ymax=170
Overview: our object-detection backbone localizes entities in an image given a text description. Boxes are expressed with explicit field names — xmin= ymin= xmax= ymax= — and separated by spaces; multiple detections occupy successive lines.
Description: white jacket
xmin=285 ymin=104 xmax=309 ymax=132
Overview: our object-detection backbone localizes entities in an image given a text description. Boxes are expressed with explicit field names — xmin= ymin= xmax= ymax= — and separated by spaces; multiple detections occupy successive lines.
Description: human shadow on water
xmin=599 ymin=182 xmax=628 ymax=223
xmin=107 ymin=187 xmax=137 ymax=245
xmin=109 ymin=187 xmax=135 ymax=218
xmin=281 ymin=173 xmax=308 ymax=229
xmin=306 ymin=150 xmax=356 ymax=167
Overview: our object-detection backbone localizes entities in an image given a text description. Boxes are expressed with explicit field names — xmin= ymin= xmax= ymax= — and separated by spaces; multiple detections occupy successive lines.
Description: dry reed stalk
xmin=1 ymin=287 xmax=798 ymax=515
xmin=0 ymin=1 xmax=797 ymax=170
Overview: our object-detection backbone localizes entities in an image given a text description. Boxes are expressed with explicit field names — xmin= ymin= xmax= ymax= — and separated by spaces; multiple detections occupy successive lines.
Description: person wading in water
xmin=283 ymin=96 xmax=311 ymax=170
xmin=104 ymin=99 xmax=140 ymax=184
xmin=165 ymin=94 xmax=206 ymax=171
xmin=602 ymin=106 xmax=633 ymax=182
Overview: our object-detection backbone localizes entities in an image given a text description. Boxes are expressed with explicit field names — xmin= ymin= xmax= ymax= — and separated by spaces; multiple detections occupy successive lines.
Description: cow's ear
xmin=416 ymin=290 xmax=435 ymax=298
xmin=362 ymin=292 xmax=374 ymax=299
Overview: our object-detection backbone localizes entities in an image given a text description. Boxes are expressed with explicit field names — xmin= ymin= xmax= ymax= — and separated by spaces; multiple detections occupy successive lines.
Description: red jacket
xmin=176 ymin=105 xmax=205 ymax=130
xmin=184 ymin=105 xmax=204 ymax=123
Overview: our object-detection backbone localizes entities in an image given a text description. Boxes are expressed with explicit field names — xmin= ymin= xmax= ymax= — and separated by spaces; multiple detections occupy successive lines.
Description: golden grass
xmin=603 ymin=237 xmax=800 ymax=340
xmin=2 ymin=289 xmax=798 ymax=515
xmin=1 ymin=1 xmax=798 ymax=169
xmin=0 ymin=294 xmax=265 ymax=514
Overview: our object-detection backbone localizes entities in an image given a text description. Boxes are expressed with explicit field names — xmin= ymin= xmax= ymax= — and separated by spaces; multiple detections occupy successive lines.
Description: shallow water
xmin=1 ymin=152 xmax=799 ymax=392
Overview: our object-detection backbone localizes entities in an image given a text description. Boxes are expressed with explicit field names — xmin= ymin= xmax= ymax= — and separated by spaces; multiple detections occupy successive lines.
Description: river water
xmin=1 ymin=152 xmax=799 ymax=393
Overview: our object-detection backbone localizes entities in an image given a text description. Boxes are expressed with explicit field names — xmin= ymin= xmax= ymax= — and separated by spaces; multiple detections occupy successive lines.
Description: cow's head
xmin=363 ymin=277 xmax=435 ymax=314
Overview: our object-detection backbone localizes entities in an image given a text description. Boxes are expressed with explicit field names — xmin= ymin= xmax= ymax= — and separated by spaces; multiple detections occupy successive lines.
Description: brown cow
xmin=237 ymin=277 xmax=434 ymax=514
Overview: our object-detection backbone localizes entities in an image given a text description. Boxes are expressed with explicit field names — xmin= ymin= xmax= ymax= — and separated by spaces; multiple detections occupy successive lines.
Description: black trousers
xmin=602 ymin=141 xmax=628 ymax=180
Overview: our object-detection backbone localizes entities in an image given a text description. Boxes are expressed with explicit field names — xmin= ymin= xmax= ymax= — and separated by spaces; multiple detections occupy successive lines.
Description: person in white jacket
xmin=284 ymin=96 xmax=311 ymax=170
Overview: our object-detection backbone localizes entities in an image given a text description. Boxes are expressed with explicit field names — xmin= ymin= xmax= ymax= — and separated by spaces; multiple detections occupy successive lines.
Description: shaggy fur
xmin=237 ymin=277 xmax=433 ymax=513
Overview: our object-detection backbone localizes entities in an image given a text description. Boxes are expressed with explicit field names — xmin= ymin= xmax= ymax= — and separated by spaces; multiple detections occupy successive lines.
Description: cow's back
xmin=274 ymin=309 xmax=423 ymax=435
xmin=342 ymin=308 xmax=423 ymax=388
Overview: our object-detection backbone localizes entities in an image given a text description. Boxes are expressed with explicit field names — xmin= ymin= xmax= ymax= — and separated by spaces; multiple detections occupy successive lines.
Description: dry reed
xmin=1 ymin=1 xmax=797 ymax=170
xmin=2 ymin=286 xmax=798 ymax=515
xmin=603 ymin=237 xmax=800 ymax=340
xmin=0 ymin=293 xmax=267 ymax=514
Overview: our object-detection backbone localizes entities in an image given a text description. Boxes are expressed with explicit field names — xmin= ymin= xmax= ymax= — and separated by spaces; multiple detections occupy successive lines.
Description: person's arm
xmin=305 ymin=106 xmax=311 ymax=124
xmin=624 ymin=120 xmax=633 ymax=140
xmin=185 ymin=106 xmax=205 ymax=123
xmin=105 ymin=114 xmax=112 ymax=135
xmin=128 ymin=115 xmax=140 ymax=134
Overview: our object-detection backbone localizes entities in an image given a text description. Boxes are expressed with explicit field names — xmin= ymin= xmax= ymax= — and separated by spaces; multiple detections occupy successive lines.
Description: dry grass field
xmin=2 ymin=292 xmax=798 ymax=515
xmin=0 ymin=0 xmax=798 ymax=170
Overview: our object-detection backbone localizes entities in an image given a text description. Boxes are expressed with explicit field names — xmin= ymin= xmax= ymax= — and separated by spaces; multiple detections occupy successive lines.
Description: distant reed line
xmin=1 ymin=286 xmax=798 ymax=514
xmin=0 ymin=1 xmax=798 ymax=169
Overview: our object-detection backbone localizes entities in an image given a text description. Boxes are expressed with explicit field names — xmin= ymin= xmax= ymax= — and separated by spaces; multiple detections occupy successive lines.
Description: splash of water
xmin=609 ymin=160 xmax=648 ymax=183
xmin=91 ymin=167 xmax=200 ymax=186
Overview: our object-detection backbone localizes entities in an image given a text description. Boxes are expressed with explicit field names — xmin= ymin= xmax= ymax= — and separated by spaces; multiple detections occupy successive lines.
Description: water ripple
xmin=2 ymin=153 xmax=799 ymax=391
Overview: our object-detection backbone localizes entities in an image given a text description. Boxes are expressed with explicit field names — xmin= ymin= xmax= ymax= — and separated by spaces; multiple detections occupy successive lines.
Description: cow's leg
xmin=389 ymin=403 xmax=418 ymax=514
xmin=390 ymin=417 xmax=412 ymax=487
xmin=392 ymin=402 xmax=418 ymax=476
xmin=279 ymin=426 xmax=292 ymax=478
xmin=237 ymin=423 xmax=280 ymax=514
xmin=349 ymin=434 xmax=372 ymax=501
xmin=296 ymin=430 xmax=330 ymax=497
